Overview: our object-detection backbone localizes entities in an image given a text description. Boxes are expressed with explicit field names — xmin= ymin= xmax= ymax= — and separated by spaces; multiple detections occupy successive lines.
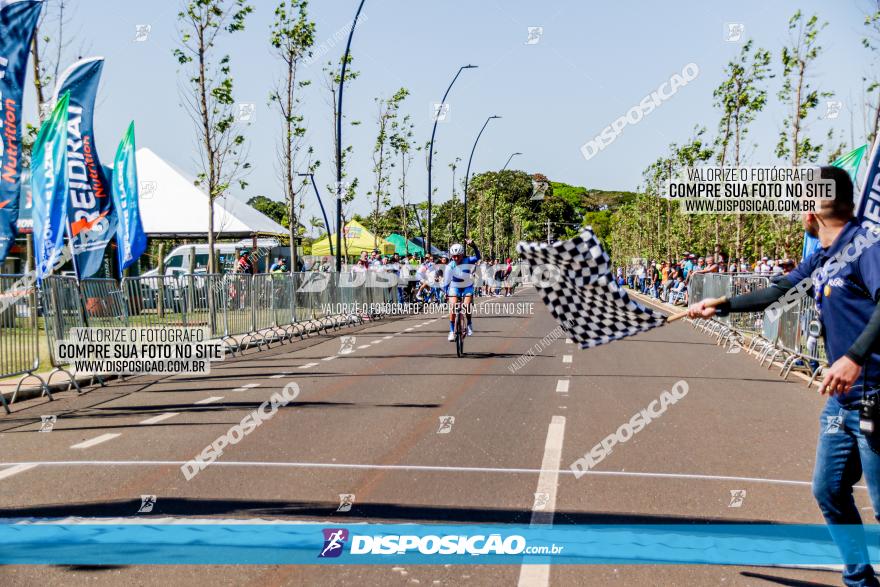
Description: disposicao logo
xmin=319 ymin=528 xmax=349 ymax=558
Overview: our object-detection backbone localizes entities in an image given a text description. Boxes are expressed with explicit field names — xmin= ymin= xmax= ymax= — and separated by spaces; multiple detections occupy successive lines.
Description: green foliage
xmin=248 ymin=195 xmax=289 ymax=227
xmin=775 ymin=11 xmax=831 ymax=165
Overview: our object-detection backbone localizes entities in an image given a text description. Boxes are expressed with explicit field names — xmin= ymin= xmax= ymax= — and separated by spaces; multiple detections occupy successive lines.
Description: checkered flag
xmin=517 ymin=229 xmax=666 ymax=348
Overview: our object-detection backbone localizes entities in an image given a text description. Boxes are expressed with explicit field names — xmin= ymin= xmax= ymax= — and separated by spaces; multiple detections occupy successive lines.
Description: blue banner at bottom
xmin=0 ymin=523 xmax=876 ymax=565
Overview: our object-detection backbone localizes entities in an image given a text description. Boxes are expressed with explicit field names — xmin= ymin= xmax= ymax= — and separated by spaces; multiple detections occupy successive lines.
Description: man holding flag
xmin=688 ymin=165 xmax=880 ymax=587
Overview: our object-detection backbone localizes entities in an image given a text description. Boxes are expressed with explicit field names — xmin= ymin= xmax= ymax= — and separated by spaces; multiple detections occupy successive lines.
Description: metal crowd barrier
xmin=0 ymin=275 xmax=45 ymax=412
xmin=688 ymin=273 xmax=827 ymax=385
xmin=81 ymin=278 xmax=127 ymax=328
xmin=0 ymin=270 xmax=397 ymax=412
xmin=122 ymin=275 xmax=187 ymax=328
xmin=40 ymin=276 xmax=89 ymax=396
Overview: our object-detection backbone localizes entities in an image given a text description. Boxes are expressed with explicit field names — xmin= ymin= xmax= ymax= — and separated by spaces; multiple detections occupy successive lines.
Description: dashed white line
xmin=404 ymin=328 xmax=414 ymax=332
xmin=0 ymin=464 xmax=38 ymax=481
xmin=195 ymin=397 xmax=223 ymax=405
xmin=70 ymin=433 xmax=121 ymax=450
xmin=298 ymin=362 xmax=318 ymax=369
xmin=322 ymin=356 xmax=337 ymax=362
xmin=356 ymin=345 xmax=371 ymax=350
xmin=270 ymin=373 xmax=290 ymax=379
xmin=233 ymin=383 xmax=261 ymax=392
xmin=555 ymin=380 xmax=569 ymax=393
xmin=371 ymin=340 xmax=382 ymax=344
xmin=562 ymin=355 xmax=572 ymax=364
xmin=139 ymin=412 xmax=179 ymax=425
xmin=383 ymin=335 xmax=393 ymax=340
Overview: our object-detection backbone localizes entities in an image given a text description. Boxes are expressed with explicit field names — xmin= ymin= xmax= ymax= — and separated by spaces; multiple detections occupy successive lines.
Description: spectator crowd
xmin=617 ymin=249 xmax=797 ymax=306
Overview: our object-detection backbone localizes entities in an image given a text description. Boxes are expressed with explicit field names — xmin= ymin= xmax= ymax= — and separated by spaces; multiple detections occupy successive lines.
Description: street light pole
xmin=427 ymin=64 xmax=477 ymax=255
xmin=298 ymin=173 xmax=333 ymax=258
xmin=502 ymin=151 xmax=522 ymax=173
xmin=463 ymin=115 xmax=501 ymax=237
xmin=336 ymin=0 xmax=367 ymax=272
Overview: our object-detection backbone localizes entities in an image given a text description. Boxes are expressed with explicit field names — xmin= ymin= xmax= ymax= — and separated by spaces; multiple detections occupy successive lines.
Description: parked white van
xmin=141 ymin=239 xmax=280 ymax=277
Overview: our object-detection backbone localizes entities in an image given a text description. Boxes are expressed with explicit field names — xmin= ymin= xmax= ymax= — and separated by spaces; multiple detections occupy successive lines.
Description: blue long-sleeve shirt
xmin=448 ymin=243 xmax=481 ymax=287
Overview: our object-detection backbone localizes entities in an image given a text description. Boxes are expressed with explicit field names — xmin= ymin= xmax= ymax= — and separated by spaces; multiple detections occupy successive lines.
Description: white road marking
xmin=195 ymin=397 xmax=223 ymax=405
xmin=414 ymin=324 xmax=423 ymax=328
xmin=404 ymin=328 xmax=414 ymax=332
xmin=565 ymin=339 xmax=572 ymax=345
xmin=70 ymin=434 xmax=121 ymax=450
xmin=371 ymin=340 xmax=382 ymax=344
xmin=232 ymin=383 xmax=260 ymax=392
xmin=139 ymin=413 xmax=179 ymax=425
xmin=518 ymin=416 xmax=566 ymax=587
xmin=270 ymin=373 xmax=290 ymax=379
xmin=555 ymin=380 xmax=569 ymax=393
xmin=356 ymin=345 xmax=371 ymax=350
xmin=562 ymin=355 xmax=572 ymax=364
xmin=0 ymin=464 xmax=38 ymax=481
xmin=382 ymin=335 xmax=393 ymax=340
xmin=298 ymin=362 xmax=318 ymax=369
xmin=531 ymin=416 xmax=565 ymax=525
xmin=0 ymin=461 xmax=832 ymax=488
xmin=322 ymin=356 xmax=337 ymax=361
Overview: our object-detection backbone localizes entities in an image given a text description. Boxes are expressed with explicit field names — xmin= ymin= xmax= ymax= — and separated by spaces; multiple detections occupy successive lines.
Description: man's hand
xmin=819 ymin=356 xmax=862 ymax=396
xmin=465 ymin=238 xmax=473 ymax=245
xmin=687 ymin=300 xmax=717 ymax=319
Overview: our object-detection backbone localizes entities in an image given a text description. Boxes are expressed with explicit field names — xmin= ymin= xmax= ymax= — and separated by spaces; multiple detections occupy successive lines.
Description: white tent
xmin=135 ymin=147 xmax=287 ymax=238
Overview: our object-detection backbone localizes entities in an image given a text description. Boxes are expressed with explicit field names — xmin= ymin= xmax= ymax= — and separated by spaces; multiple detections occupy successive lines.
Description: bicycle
xmin=452 ymin=300 xmax=469 ymax=357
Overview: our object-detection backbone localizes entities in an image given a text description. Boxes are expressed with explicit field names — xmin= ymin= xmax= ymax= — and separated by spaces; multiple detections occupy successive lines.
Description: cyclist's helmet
xmin=450 ymin=243 xmax=465 ymax=257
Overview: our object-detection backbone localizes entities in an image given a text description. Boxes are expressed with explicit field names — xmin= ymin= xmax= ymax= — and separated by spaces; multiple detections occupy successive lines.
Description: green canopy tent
xmin=385 ymin=233 xmax=424 ymax=256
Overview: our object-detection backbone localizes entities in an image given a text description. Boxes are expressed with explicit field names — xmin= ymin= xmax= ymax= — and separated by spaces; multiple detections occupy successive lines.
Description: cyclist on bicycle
xmin=446 ymin=239 xmax=481 ymax=342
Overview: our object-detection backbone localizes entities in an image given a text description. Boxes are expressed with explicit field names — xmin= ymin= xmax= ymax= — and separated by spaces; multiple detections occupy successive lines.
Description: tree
xmin=714 ymin=39 xmax=772 ymax=168
xmin=391 ymin=113 xmax=418 ymax=252
xmin=30 ymin=0 xmax=74 ymax=116
xmin=369 ymin=88 xmax=408 ymax=246
xmin=23 ymin=0 xmax=77 ymax=162
xmin=269 ymin=0 xmax=315 ymax=273
xmin=174 ymin=0 xmax=253 ymax=274
xmin=862 ymin=3 xmax=880 ymax=143
xmin=775 ymin=11 xmax=830 ymax=257
xmin=247 ymin=195 xmax=288 ymax=227
xmin=713 ymin=39 xmax=772 ymax=260
xmin=775 ymin=11 xmax=831 ymax=166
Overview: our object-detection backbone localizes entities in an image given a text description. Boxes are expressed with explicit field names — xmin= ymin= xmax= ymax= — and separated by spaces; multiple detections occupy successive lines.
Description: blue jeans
xmin=814 ymin=396 xmax=880 ymax=586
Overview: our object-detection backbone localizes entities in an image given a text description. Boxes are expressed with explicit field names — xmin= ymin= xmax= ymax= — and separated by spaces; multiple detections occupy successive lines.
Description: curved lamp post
xmin=490 ymin=151 xmax=521 ymax=257
xmin=298 ymin=173 xmax=333 ymax=258
xmin=426 ymin=64 xmax=477 ymax=254
xmin=335 ymin=0 xmax=367 ymax=272
xmin=463 ymin=115 xmax=501 ymax=237
xmin=502 ymin=151 xmax=522 ymax=172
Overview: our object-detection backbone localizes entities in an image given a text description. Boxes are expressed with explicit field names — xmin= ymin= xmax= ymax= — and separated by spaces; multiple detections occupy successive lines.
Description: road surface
xmin=0 ymin=287 xmax=855 ymax=586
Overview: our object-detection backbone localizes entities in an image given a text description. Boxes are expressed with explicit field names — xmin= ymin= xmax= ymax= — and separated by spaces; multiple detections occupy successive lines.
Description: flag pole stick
xmin=64 ymin=223 xmax=82 ymax=280
xmin=667 ymin=296 xmax=727 ymax=322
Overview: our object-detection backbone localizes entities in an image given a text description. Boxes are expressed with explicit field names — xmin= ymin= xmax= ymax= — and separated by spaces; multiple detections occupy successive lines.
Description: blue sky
xmin=23 ymin=0 xmax=878 ymax=225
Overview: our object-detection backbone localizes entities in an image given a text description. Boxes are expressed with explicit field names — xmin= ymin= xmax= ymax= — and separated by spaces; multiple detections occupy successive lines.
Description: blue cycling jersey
xmin=448 ymin=244 xmax=481 ymax=286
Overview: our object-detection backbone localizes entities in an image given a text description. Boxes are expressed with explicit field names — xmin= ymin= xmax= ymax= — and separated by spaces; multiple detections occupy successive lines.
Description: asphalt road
xmin=0 ymin=286 xmax=859 ymax=586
